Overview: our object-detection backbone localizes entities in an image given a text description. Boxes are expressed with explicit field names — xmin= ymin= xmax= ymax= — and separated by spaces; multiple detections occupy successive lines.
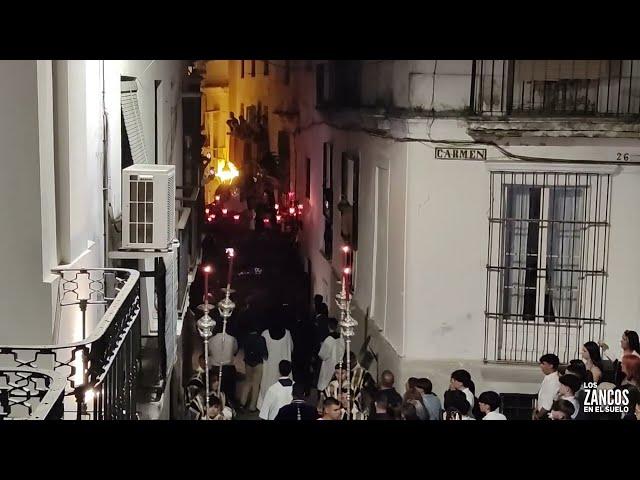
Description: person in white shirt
xmin=259 ymin=360 xmax=293 ymax=420
xmin=558 ymin=374 xmax=581 ymax=419
xmin=534 ymin=353 xmax=561 ymax=420
xmin=257 ymin=323 xmax=293 ymax=410
xmin=449 ymin=369 xmax=475 ymax=418
xmin=478 ymin=391 xmax=507 ymax=420
xmin=316 ymin=318 xmax=346 ymax=391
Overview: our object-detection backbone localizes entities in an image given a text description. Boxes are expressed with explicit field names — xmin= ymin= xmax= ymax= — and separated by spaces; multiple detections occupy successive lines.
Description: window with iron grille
xmin=471 ymin=60 xmax=640 ymax=117
xmin=485 ymin=171 xmax=611 ymax=364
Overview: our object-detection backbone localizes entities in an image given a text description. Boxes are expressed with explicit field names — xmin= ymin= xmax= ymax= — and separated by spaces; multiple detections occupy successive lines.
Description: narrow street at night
xmin=2 ymin=58 xmax=640 ymax=426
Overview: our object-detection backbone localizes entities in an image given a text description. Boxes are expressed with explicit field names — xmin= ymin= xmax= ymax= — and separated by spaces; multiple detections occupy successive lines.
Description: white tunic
xmin=317 ymin=334 xmax=346 ymax=391
xmin=483 ymin=410 xmax=507 ymax=420
xmin=259 ymin=378 xmax=293 ymax=420
xmin=537 ymin=371 xmax=560 ymax=412
xmin=257 ymin=329 xmax=293 ymax=410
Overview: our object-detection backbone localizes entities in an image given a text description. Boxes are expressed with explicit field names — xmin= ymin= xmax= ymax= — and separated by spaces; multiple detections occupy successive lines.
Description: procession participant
xmin=274 ymin=382 xmax=318 ymax=420
xmin=259 ymin=360 xmax=293 ymax=420
xmin=257 ymin=318 xmax=293 ymax=410
xmin=317 ymin=318 xmax=345 ymax=391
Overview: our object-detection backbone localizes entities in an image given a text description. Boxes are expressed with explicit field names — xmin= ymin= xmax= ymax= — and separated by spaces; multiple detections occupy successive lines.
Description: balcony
xmin=0 ymin=268 xmax=141 ymax=420
xmin=0 ymin=368 xmax=66 ymax=420
xmin=471 ymin=60 xmax=640 ymax=117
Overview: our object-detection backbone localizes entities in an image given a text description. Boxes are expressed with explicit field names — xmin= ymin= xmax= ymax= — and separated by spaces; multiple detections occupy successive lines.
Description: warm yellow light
xmin=216 ymin=159 xmax=239 ymax=184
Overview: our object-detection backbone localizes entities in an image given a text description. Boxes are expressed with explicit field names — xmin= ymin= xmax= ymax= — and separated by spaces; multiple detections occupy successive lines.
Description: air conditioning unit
xmin=122 ymin=164 xmax=176 ymax=250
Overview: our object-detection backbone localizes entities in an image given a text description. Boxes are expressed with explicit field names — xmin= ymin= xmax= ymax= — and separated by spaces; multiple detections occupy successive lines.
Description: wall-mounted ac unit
xmin=122 ymin=164 xmax=176 ymax=250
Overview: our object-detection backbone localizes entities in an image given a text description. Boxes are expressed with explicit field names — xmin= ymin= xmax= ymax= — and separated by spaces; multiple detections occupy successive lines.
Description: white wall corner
xmin=36 ymin=60 xmax=58 ymax=281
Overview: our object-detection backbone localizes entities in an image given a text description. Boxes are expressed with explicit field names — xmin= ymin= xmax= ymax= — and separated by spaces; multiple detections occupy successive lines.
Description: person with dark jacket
xmin=274 ymin=382 xmax=318 ymax=420
xmin=369 ymin=391 xmax=394 ymax=420
xmin=378 ymin=370 xmax=403 ymax=418
xmin=239 ymin=323 xmax=268 ymax=412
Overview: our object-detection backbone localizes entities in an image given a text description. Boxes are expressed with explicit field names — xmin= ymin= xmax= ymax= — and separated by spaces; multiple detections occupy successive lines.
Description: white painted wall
xmin=209 ymin=59 xmax=640 ymax=400
xmin=0 ymin=60 xmax=185 ymax=346
xmin=0 ymin=61 xmax=54 ymax=344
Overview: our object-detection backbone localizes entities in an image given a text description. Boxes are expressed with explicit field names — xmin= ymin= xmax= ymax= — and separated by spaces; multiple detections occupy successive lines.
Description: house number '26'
xmin=617 ymin=152 xmax=630 ymax=161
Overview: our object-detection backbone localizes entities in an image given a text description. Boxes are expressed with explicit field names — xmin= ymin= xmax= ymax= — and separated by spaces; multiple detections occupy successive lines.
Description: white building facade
xmin=216 ymin=60 xmax=640 ymax=399
xmin=0 ymin=60 xmax=200 ymax=419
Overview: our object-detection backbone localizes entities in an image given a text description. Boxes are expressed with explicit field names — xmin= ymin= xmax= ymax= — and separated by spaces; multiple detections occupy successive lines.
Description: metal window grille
xmin=471 ymin=60 xmax=640 ymax=117
xmin=484 ymin=171 xmax=611 ymax=364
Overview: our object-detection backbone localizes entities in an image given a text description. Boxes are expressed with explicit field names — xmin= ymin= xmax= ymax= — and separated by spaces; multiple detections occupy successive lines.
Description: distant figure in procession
xmin=316 ymin=317 xmax=345 ymax=391
xmin=257 ymin=318 xmax=293 ymax=410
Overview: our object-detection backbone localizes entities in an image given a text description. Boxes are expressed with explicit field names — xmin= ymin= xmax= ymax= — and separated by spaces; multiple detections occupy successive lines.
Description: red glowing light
xmin=297 ymin=203 xmax=303 ymax=210
xmin=276 ymin=215 xmax=282 ymax=222
xmin=215 ymin=195 xmax=221 ymax=202
xmin=233 ymin=214 xmax=240 ymax=220
xmin=343 ymin=267 xmax=352 ymax=275
xmin=222 ymin=208 xmax=228 ymax=215
xmin=289 ymin=207 xmax=295 ymax=215
xmin=342 ymin=246 xmax=350 ymax=253
xmin=203 ymin=265 xmax=213 ymax=273
xmin=288 ymin=192 xmax=294 ymax=198
xmin=274 ymin=203 xmax=279 ymax=210
xmin=263 ymin=218 xmax=270 ymax=224
xmin=205 ymin=208 xmax=210 ymax=214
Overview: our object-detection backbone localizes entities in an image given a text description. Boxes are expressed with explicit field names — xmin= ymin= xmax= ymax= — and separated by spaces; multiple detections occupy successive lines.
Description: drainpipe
xmin=102 ymin=60 xmax=110 ymax=267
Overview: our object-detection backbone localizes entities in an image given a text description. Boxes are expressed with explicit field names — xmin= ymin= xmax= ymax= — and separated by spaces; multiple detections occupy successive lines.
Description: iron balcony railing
xmin=0 ymin=268 xmax=141 ymax=420
xmin=471 ymin=60 xmax=640 ymax=118
xmin=0 ymin=368 xmax=66 ymax=420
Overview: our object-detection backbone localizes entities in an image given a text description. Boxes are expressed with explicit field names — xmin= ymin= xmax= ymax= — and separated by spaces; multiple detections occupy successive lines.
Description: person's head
xmin=622 ymin=330 xmax=640 ymax=354
xmin=279 ymin=360 xmax=292 ymax=378
xmin=539 ymin=353 xmax=560 ymax=375
xmin=405 ymin=377 xmax=418 ymax=393
xmin=317 ymin=303 xmax=329 ymax=317
xmin=334 ymin=364 xmax=347 ymax=382
xmin=292 ymin=382 xmax=306 ymax=400
xmin=401 ymin=402 xmax=419 ymax=420
xmin=403 ymin=388 xmax=422 ymax=403
xmin=450 ymin=369 xmax=471 ymax=391
xmin=374 ymin=391 xmax=389 ymax=413
xmin=559 ymin=374 xmax=581 ymax=398
xmin=229 ymin=111 xmax=236 ymax=119
xmin=566 ymin=359 xmax=588 ymax=384
xmin=207 ymin=395 xmax=222 ymax=418
xmin=478 ymin=391 xmax=501 ymax=414
xmin=338 ymin=388 xmax=350 ymax=409
xmin=621 ymin=354 xmax=640 ymax=383
xmin=380 ymin=370 xmax=395 ymax=389
xmin=550 ymin=399 xmax=575 ymax=420
xmin=322 ymin=397 xmax=342 ymax=420
xmin=416 ymin=378 xmax=433 ymax=395
xmin=328 ymin=317 xmax=339 ymax=333
xmin=313 ymin=294 xmax=323 ymax=309
xmin=582 ymin=341 xmax=603 ymax=365
xmin=443 ymin=389 xmax=470 ymax=415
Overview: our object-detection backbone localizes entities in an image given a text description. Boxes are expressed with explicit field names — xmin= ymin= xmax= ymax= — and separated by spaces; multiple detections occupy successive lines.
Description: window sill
xmin=467 ymin=117 xmax=640 ymax=139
